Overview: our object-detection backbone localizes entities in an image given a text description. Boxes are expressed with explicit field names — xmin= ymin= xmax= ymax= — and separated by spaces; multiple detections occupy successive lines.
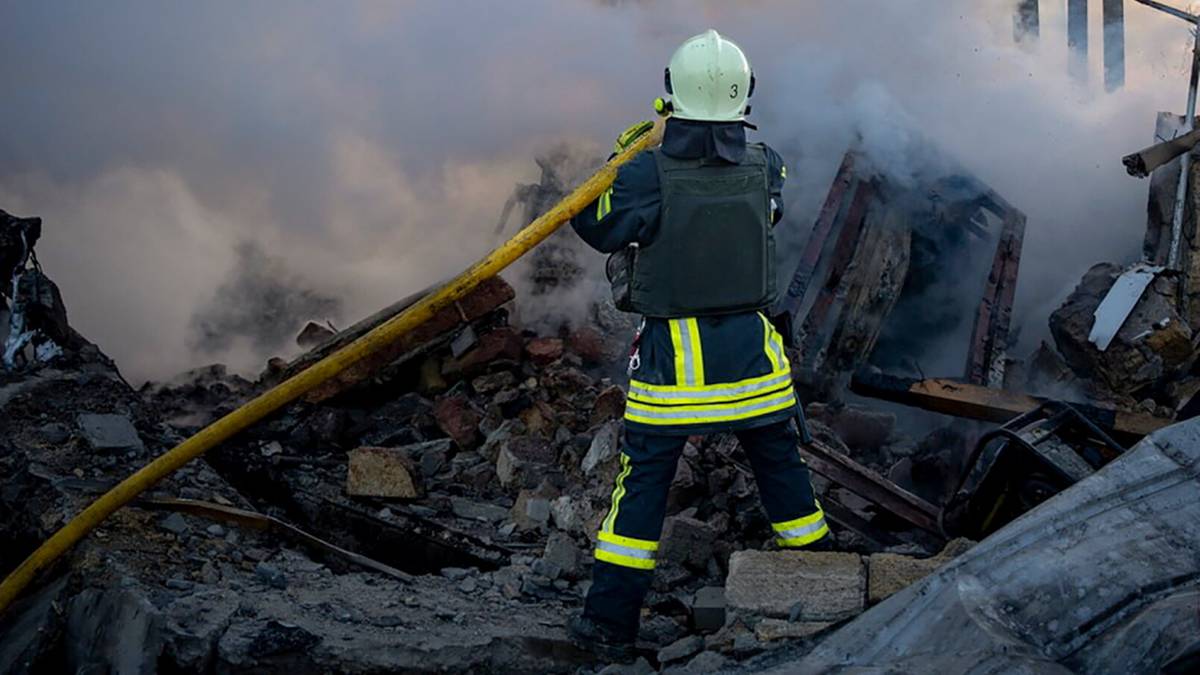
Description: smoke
xmin=1 ymin=1 xmax=1195 ymax=383
xmin=188 ymin=241 xmax=342 ymax=358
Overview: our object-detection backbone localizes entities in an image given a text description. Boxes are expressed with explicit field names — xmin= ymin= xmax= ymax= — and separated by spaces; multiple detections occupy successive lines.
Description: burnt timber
xmin=780 ymin=148 xmax=1027 ymax=398
xmin=850 ymin=370 xmax=1173 ymax=440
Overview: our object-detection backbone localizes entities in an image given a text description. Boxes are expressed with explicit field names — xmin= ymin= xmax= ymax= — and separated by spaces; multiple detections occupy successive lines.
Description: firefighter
xmin=567 ymin=29 xmax=831 ymax=658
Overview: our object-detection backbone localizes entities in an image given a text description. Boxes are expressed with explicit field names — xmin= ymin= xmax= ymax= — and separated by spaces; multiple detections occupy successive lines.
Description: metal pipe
xmin=1168 ymin=36 xmax=1200 ymax=268
xmin=1134 ymin=2 xmax=1200 ymax=269
xmin=1122 ymin=126 xmax=1200 ymax=177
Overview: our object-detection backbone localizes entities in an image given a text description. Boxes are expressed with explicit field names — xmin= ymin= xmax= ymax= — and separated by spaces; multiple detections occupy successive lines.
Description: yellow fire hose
xmin=0 ymin=121 xmax=664 ymax=614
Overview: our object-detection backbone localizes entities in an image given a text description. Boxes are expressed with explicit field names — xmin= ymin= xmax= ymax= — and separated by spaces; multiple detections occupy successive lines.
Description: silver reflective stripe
xmin=628 ymin=391 xmax=795 ymax=421
xmin=778 ymin=517 xmax=827 ymax=541
xmin=675 ymin=319 xmax=698 ymax=386
xmin=596 ymin=540 xmax=655 ymax=560
xmin=629 ymin=372 xmax=792 ymax=401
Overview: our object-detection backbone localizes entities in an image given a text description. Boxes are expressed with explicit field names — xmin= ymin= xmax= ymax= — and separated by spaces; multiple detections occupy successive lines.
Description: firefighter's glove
xmin=613 ymin=120 xmax=655 ymax=155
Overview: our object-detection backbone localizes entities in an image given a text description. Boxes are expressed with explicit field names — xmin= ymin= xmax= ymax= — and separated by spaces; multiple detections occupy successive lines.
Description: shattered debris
xmin=771 ymin=417 xmax=1200 ymax=675
xmin=778 ymin=149 xmax=1026 ymax=398
xmin=5 ymin=100 xmax=1200 ymax=673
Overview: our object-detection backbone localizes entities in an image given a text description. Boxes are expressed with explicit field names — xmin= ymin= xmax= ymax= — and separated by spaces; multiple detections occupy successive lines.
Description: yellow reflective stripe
xmin=772 ymin=509 xmax=826 ymax=533
xmin=685 ymin=318 xmax=705 ymax=386
xmin=598 ymin=530 xmax=659 ymax=552
xmin=625 ymin=392 xmax=797 ymax=426
xmin=630 ymin=367 xmax=790 ymax=394
xmin=628 ymin=373 xmax=792 ymax=405
xmin=774 ymin=507 xmax=829 ymax=547
xmin=776 ymin=522 xmax=829 ymax=548
xmin=781 ymin=165 xmax=787 ymax=179
xmin=596 ymin=187 xmax=613 ymax=221
xmin=602 ymin=453 xmax=632 ymax=533
xmin=595 ymin=548 xmax=656 ymax=570
xmin=626 ymin=389 xmax=796 ymax=416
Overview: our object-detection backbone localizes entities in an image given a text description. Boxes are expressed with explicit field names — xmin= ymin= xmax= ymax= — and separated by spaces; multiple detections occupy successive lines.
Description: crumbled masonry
xmin=4 ymin=123 xmax=1200 ymax=672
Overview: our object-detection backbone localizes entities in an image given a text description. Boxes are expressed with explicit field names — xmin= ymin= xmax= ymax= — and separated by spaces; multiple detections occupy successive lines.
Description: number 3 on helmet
xmin=662 ymin=29 xmax=755 ymax=123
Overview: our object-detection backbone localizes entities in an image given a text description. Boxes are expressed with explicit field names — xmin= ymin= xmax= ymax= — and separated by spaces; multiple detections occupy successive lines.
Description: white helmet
xmin=665 ymin=29 xmax=754 ymax=122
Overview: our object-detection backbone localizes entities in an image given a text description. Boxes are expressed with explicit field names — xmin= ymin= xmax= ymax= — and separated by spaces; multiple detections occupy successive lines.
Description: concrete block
xmin=660 ymin=516 xmax=718 ymax=570
xmin=753 ymin=618 xmax=831 ymax=643
xmin=76 ymin=413 xmax=144 ymax=452
xmin=868 ymin=538 xmax=974 ymax=604
xmin=692 ymin=586 xmax=726 ymax=633
xmin=726 ymin=550 xmax=865 ymax=623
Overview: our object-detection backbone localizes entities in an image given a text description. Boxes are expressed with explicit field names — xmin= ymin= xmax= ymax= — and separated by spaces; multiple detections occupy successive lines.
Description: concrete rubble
xmin=3 ymin=121 xmax=1200 ymax=674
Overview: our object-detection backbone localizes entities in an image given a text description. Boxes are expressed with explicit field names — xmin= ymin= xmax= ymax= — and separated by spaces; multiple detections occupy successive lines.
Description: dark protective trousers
xmin=582 ymin=419 xmax=828 ymax=640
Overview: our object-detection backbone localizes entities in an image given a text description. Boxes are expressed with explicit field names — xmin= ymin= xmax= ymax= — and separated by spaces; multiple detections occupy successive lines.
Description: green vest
xmin=609 ymin=143 xmax=776 ymax=318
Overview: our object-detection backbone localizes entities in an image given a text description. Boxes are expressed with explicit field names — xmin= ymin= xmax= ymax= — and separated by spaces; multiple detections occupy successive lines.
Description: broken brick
xmin=496 ymin=436 xmax=556 ymax=488
xmin=443 ymin=327 xmax=523 ymax=379
xmin=590 ymin=385 xmax=626 ymax=425
xmin=433 ymin=395 xmax=480 ymax=450
xmin=525 ymin=337 xmax=564 ymax=366
xmin=567 ymin=327 xmax=610 ymax=365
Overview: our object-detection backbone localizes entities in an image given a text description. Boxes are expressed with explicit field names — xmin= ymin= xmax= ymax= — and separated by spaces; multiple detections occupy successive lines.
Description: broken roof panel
xmin=775 ymin=416 xmax=1200 ymax=674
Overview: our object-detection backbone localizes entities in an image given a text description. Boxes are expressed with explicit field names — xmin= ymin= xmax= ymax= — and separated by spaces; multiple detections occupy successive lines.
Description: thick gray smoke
xmin=188 ymin=241 xmax=342 ymax=357
xmin=0 ymin=1 xmax=1195 ymax=382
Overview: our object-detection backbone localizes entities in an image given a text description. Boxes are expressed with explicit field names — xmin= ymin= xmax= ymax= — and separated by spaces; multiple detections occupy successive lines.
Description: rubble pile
xmin=1024 ymin=111 xmax=1200 ymax=420
xmin=1044 ymin=262 xmax=1198 ymax=416
xmin=9 ymin=123 xmax=1193 ymax=671
xmin=147 ymin=283 xmax=950 ymax=665
xmin=1 ymin=207 xmax=965 ymax=673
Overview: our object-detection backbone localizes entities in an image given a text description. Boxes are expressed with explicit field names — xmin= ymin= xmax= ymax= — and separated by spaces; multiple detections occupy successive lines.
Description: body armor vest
xmin=608 ymin=143 xmax=776 ymax=317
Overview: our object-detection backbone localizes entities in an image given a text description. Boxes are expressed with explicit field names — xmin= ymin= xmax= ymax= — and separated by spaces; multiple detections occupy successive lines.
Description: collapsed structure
xmin=2 ymin=104 xmax=1200 ymax=671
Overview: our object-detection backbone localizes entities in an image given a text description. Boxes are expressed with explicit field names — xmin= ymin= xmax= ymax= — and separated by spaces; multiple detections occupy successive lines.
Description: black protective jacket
xmin=571 ymin=119 xmax=797 ymax=436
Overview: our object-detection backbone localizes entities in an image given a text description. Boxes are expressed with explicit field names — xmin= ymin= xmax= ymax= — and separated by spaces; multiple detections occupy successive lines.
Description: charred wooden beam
xmin=800 ymin=439 xmax=943 ymax=536
xmin=850 ymin=370 xmax=1173 ymax=440
xmin=137 ymin=497 xmax=414 ymax=582
xmin=1104 ymin=0 xmax=1126 ymax=91
xmin=293 ymin=491 xmax=513 ymax=574
xmin=964 ymin=206 xmax=1025 ymax=387
xmin=776 ymin=152 xmax=857 ymax=328
xmin=284 ymin=275 xmax=515 ymax=403
xmin=817 ymin=497 xmax=904 ymax=549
